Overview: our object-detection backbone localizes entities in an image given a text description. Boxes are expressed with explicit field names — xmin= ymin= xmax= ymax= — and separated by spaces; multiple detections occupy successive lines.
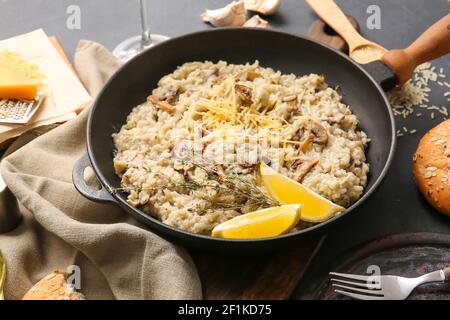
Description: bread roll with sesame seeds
xmin=413 ymin=119 xmax=450 ymax=216
xmin=22 ymin=270 xmax=85 ymax=300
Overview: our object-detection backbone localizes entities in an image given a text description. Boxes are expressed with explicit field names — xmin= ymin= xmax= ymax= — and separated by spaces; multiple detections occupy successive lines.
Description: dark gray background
xmin=1 ymin=0 xmax=449 ymax=298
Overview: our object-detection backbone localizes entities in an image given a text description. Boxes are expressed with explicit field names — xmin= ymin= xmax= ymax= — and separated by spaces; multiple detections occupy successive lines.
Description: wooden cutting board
xmin=193 ymin=237 xmax=325 ymax=300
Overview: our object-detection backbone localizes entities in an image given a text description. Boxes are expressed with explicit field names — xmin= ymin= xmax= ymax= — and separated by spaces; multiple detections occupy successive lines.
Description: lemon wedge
xmin=211 ymin=204 xmax=301 ymax=239
xmin=260 ymin=163 xmax=344 ymax=223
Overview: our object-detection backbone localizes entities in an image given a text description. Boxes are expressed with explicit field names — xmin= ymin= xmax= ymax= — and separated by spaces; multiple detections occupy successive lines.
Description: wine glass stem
xmin=139 ymin=0 xmax=152 ymax=49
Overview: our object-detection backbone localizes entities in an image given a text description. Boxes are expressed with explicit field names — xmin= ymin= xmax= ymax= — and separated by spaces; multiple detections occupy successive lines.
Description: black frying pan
xmin=73 ymin=28 xmax=398 ymax=251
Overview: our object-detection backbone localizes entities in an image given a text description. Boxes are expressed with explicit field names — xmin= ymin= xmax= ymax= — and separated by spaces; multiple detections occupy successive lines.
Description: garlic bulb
xmin=243 ymin=15 xmax=270 ymax=28
xmin=244 ymin=0 xmax=281 ymax=15
xmin=201 ymin=1 xmax=247 ymax=27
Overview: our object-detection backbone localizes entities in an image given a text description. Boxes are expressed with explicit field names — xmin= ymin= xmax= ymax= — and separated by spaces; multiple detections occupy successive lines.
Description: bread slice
xmin=22 ymin=270 xmax=85 ymax=300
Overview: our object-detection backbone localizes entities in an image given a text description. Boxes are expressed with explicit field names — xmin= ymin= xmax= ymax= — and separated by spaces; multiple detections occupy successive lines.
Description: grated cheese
xmin=189 ymin=76 xmax=289 ymax=133
xmin=0 ymin=51 xmax=43 ymax=82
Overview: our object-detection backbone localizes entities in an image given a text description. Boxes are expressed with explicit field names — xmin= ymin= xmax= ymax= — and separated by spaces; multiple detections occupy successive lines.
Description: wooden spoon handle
xmin=305 ymin=0 xmax=366 ymax=50
xmin=382 ymin=14 xmax=450 ymax=85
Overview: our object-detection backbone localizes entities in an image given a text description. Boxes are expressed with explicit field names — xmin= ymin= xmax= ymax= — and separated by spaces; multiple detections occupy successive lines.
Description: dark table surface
xmin=1 ymin=0 xmax=449 ymax=299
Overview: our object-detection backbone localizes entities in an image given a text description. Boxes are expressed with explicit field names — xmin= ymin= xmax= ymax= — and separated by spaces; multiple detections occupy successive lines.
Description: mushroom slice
xmin=295 ymin=118 xmax=328 ymax=151
xmin=235 ymin=83 xmax=254 ymax=106
xmin=113 ymin=160 xmax=127 ymax=174
xmin=290 ymin=157 xmax=319 ymax=182
xmin=322 ymin=114 xmax=344 ymax=125
xmin=243 ymin=15 xmax=270 ymax=28
xmin=246 ymin=69 xmax=261 ymax=81
xmin=238 ymin=162 xmax=257 ymax=173
xmin=201 ymin=1 xmax=247 ymax=27
xmin=147 ymin=95 xmax=176 ymax=114
xmin=244 ymin=0 xmax=281 ymax=15
xmin=300 ymin=135 xmax=312 ymax=153
xmin=172 ymin=140 xmax=194 ymax=163
xmin=163 ymin=88 xmax=180 ymax=105
xmin=310 ymin=121 xmax=328 ymax=145
xmin=282 ymin=94 xmax=298 ymax=112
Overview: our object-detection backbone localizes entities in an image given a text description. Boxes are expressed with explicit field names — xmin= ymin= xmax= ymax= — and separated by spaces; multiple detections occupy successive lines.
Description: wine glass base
xmin=113 ymin=34 xmax=170 ymax=61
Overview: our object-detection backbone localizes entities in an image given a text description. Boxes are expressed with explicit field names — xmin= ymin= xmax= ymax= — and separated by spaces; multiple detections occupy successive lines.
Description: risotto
xmin=112 ymin=61 xmax=369 ymax=234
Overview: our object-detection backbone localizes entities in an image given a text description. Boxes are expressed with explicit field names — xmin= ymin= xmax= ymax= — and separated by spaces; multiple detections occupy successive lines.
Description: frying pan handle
xmin=362 ymin=60 xmax=398 ymax=92
xmin=72 ymin=153 xmax=115 ymax=203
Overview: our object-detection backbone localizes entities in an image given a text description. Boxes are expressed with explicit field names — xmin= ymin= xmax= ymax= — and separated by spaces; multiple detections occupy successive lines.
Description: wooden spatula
xmin=306 ymin=0 xmax=387 ymax=64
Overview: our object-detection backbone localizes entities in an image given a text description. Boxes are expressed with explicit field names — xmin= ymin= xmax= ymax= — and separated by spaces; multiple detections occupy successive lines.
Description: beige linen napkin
xmin=0 ymin=40 xmax=202 ymax=300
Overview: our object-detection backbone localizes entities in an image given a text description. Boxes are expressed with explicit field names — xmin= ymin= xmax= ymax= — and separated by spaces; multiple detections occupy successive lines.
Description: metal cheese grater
xmin=0 ymin=93 xmax=44 ymax=124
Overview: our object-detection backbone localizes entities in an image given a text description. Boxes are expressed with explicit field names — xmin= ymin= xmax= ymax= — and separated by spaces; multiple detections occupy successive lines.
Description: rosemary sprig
xmin=113 ymin=163 xmax=280 ymax=212
xmin=194 ymin=164 xmax=280 ymax=207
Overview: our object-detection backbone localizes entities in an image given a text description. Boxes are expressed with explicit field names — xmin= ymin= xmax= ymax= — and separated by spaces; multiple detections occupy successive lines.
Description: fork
xmin=330 ymin=267 xmax=450 ymax=300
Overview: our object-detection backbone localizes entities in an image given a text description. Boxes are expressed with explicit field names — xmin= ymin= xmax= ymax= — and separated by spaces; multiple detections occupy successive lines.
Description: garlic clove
xmin=201 ymin=0 xmax=247 ymax=27
xmin=244 ymin=0 xmax=281 ymax=16
xmin=243 ymin=15 xmax=271 ymax=28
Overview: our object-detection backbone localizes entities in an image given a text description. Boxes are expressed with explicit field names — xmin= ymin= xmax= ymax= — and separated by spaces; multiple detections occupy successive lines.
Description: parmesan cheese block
xmin=0 ymin=60 xmax=38 ymax=100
